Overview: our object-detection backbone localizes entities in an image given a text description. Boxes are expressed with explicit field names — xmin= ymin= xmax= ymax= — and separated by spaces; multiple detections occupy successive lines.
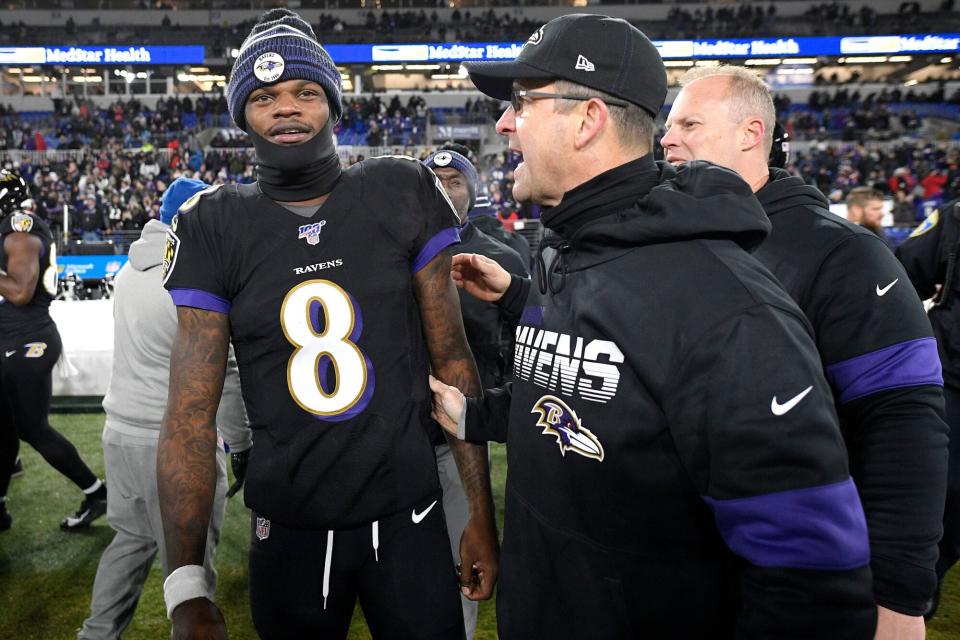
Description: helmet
xmin=0 ymin=169 xmax=31 ymax=218
xmin=768 ymin=121 xmax=791 ymax=169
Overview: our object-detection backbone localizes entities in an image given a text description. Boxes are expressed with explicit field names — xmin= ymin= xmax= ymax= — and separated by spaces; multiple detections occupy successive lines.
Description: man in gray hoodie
xmin=78 ymin=178 xmax=251 ymax=640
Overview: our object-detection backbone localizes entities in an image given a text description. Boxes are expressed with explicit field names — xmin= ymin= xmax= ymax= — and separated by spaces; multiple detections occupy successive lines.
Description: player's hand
xmin=428 ymin=375 xmax=465 ymax=437
xmin=457 ymin=514 xmax=499 ymax=601
xmin=226 ymin=449 xmax=250 ymax=499
xmin=170 ymin=597 xmax=227 ymax=640
xmin=451 ymin=253 xmax=511 ymax=302
xmin=873 ymin=606 xmax=924 ymax=640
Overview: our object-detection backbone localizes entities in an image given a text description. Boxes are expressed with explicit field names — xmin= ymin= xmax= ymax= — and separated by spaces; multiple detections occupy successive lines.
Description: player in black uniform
xmin=897 ymin=197 xmax=960 ymax=618
xmin=424 ymin=145 xmax=527 ymax=639
xmin=426 ymin=145 xmax=529 ymax=389
xmin=158 ymin=11 xmax=497 ymax=640
xmin=0 ymin=169 xmax=107 ymax=532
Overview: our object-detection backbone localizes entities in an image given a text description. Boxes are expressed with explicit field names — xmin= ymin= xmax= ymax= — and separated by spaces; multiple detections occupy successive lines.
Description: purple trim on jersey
xmin=411 ymin=227 xmax=460 ymax=273
xmin=168 ymin=288 xmax=231 ymax=314
xmin=520 ymin=306 xmax=544 ymax=327
xmin=313 ymin=292 xmax=376 ymax=423
xmin=825 ymin=337 xmax=943 ymax=404
xmin=702 ymin=478 xmax=869 ymax=570
xmin=323 ymin=353 xmax=376 ymax=422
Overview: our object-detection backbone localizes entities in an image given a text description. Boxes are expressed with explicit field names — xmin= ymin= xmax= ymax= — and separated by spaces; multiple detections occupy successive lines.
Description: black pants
xmin=249 ymin=492 xmax=465 ymax=640
xmin=0 ymin=322 xmax=97 ymax=499
xmin=937 ymin=384 xmax=960 ymax=580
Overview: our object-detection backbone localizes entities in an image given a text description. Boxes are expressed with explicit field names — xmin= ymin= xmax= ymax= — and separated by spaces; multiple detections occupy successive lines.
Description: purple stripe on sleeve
xmin=702 ymin=478 xmax=869 ymax=570
xmin=169 ymin=288 xmax=231 ymax=314
xmin=825 ymin=337 xmax=943 ymax=404
xmin=411 ymin=227 xmax=461 ymax=273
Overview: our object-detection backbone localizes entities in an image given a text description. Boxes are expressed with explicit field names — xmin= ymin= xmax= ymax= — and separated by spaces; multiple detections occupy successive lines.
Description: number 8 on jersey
xmin=281 ymin=279 xmax=373 ymax=419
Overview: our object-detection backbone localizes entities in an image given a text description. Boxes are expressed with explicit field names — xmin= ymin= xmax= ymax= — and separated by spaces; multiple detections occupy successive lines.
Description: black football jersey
xmin=0 ymin=212 xmax=58 ymax=336
xmin=163 ymin=156 xmax=461 ymax=529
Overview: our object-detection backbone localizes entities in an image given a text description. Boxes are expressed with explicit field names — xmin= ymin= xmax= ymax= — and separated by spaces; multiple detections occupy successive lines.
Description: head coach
xmin=429 ymin=13 xmax=877 ymax=639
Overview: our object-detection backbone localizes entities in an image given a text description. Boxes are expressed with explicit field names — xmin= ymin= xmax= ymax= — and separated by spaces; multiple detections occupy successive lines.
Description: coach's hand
xmin=171 ymin=598 xmax=227 ymax=640
xmin=458 ymin=513 xmax=499 ymax=601
xmin=451 ymin=253 xmax=511 ymax=302
xmin=873 ymin=606 xmax=924 ymax=640
xmin=429 ymin=375 xmax=465 ymax=437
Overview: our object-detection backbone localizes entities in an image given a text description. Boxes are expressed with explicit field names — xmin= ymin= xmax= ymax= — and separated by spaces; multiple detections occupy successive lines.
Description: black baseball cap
xmin=465 ymin=14 xmax=667 ymax=118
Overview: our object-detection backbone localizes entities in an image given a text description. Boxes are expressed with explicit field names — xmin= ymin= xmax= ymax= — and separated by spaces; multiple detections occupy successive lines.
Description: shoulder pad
xmin=178 ymin=183 xmax=224 ymax=216
xmin=910 ymin=209 xmax=939 ymax=238
xmin=9 ymin=213 xmax=34 ymax=233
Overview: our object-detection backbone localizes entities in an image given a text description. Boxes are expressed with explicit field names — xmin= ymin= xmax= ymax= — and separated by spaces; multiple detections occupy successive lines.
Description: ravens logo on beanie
xmin=227 ymin=8 xmax=343 ymax=131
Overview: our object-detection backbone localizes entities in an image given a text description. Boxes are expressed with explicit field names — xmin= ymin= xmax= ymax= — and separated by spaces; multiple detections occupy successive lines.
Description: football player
xmin=0 ymin=169 xmax=107 ymax=531
xmin=158 ymin=10 xmax=497 ymax=640
xmin=424 ymin=145 xmax=528 ymax=639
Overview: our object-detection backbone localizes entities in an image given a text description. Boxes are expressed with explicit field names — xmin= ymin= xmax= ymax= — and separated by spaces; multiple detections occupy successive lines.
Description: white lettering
xmin=512 ymin=329 xmax=624 ymax=404
xmin=290 ymin=258 xmax=344 ymax=275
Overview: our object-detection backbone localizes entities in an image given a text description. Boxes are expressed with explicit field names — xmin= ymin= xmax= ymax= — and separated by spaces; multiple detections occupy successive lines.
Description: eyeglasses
xmin=510 ymin=89 xmax=629 ymax=114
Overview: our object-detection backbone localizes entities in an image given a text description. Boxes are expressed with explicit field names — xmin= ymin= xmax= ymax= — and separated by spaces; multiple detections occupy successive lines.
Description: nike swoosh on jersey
xmin=4 ymin=351 xmax=15 ymax=358
xmin=411 ymin=500 xmax=438 ymax=524
xmin=771 ymin=385 xmax=814 ymax=416
xmin=876 ymin=279 xmax=899 ymax=296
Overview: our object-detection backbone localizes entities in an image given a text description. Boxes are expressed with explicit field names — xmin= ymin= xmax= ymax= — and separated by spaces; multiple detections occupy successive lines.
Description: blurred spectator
xmin=847 ymin=186 xmax=889 ymax=242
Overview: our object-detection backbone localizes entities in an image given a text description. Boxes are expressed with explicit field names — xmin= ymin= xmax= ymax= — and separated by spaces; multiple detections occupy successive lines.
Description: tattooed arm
xmin=414 ymin=248 xmax=499 ymax=601
xmin=158 ymin=307 xmax=230 ymax=639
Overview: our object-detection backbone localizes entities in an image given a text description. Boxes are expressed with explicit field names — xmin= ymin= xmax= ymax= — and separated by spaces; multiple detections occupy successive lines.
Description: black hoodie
xmin=467 ymin=157 xmax=875 ymax=638
xmin=756 ymin=169 xmax=948 ymax=616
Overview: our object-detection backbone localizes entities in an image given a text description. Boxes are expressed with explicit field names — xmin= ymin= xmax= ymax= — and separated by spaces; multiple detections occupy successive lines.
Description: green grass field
xmin=1 ymin=413 xmax=959 ymax=639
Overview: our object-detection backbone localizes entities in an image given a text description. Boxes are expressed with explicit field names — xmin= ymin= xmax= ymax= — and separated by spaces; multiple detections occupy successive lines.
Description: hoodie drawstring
xmin=372 ymin=520 xmax=380 ymax=562
xmin=535 ymin=236 xmax=572 ymax=295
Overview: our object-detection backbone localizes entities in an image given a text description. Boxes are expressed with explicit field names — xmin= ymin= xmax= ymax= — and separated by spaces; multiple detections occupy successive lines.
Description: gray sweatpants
xmin=78 ymin=424 xmax=228 ymax=640
xmin=436 ymin=443 xmax=478 ymax=640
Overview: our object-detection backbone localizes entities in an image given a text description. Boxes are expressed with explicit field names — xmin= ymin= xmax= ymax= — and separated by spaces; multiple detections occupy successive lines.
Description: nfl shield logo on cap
xmin=256 ymin=516 xmax=271 ymax=541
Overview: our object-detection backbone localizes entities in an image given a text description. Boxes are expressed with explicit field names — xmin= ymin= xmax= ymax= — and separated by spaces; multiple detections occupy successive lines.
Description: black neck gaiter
xmin=250 ymin=120 xmax=342 ymax=202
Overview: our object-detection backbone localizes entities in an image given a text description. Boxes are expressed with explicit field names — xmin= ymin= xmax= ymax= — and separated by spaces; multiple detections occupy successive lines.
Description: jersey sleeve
xmin=161 ymin=192 xmax=232 ymax=315
xmin=409 ymin=163 xmax=461 ymax=273
xmin=810 ymin=233 xmax=948 ymax=614
xmin=896 ymin=205 xmax=953 ymax=301
xmin=1 ymin=213 xmax=49 ymax=242
xmin=664 ymin=304 xmax=875 ymax=636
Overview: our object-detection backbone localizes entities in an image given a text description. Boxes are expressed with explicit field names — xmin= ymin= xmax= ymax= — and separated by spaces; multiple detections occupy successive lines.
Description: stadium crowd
xmin=4 ymin=7 xmax=960 ymax=639
xmin=2 ymin=82 xmax=959 ymax=245
xmin=2 ymin=0 xmax=959 ymax=45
